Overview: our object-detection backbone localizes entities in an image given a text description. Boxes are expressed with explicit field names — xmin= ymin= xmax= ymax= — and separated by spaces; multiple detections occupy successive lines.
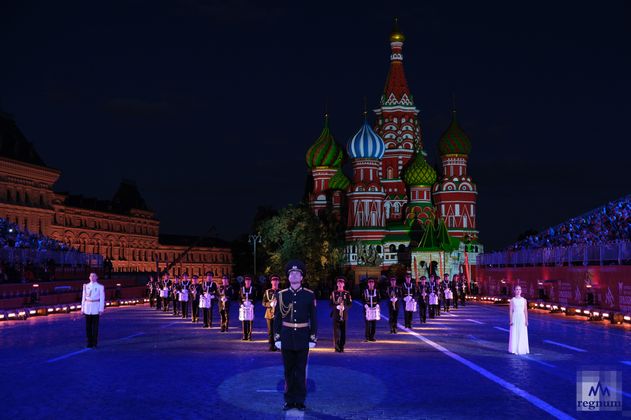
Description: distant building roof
xmin=0 ymin=112 xmax=47 ymax=166
xmin=159 ymin=234 xmax=230 ymax=248
xmin=62 ymin=180 xmax=153 ymax=216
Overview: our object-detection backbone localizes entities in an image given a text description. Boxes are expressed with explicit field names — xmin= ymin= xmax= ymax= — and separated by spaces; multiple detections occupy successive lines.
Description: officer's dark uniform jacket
xmin=273 ymin=286 xmax=317 ymax=351
xmin=218 ymin=284 xmax=234 ymax=309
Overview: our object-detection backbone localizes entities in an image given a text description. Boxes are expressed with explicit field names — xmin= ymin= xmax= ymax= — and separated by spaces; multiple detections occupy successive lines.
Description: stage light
xmin=47 ymin=308 xmax=54 ymax=313
xmin=0 ymin=313 xmax=6 ymax=321
xmin=575 ymin=308 xmax=581 ymax=313
xmin=70 ymin=305 xmax=76 ymax=310
xmin=602 ymin=313 xmax=609 ymax=318
xmin=7 ymin=312 xmax=17 ymax=319
xmin=583 ymin=310 xmax=590 ymax=315
xmin=560 ymin=307 xmax=566 ymax=312
xmin=624 ymin=316 xmax=631 ymax=322
xmin=29 ymin=309 xmax=37 ymax=316
xmin=17 ymin=311 xmax=27 ymax=320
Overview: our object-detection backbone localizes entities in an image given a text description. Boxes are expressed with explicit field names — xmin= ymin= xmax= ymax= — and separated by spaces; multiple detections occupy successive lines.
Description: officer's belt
xmin=85 ymin=299 xmax=100 ymax=302
xmin=282 ymin=322 xmax=309 ymax=328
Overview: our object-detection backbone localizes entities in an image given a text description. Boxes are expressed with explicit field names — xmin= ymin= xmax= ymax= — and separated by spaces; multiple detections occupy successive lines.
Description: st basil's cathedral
xmin=305 ymin=21 xmax=483 ymax=279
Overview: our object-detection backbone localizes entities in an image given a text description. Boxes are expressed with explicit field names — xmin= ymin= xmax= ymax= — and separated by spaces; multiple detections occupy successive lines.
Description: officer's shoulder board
xmin=303 ymin=287 xmax=314 ymax=294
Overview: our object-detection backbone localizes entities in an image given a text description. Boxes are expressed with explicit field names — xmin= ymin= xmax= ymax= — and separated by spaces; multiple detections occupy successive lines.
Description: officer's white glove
xmin=274 ymin=333 xmax=281 ymax=349
xmin=309 ymin=335 xmax=317 ymax=348
xmin=364 ymin=304 xmax=369 ymax=310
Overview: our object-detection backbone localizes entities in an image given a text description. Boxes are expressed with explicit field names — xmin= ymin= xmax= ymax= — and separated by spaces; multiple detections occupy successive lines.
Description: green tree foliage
xmin=257 ymin=204 xmax=345 ymax=289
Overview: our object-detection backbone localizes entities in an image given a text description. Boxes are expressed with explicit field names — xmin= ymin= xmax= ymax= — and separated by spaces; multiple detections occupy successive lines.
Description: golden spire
xmin=390 ymin=17 xmax=405 ymax=42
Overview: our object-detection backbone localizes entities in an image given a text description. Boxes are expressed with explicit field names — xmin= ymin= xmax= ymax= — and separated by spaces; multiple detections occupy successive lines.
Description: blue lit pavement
xmin=1 ymin=300 xmax=630 ymax=419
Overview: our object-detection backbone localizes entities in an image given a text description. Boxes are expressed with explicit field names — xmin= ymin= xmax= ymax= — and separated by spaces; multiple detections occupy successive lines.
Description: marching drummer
xmin=418 ymin=276 xmax=428 ymax=323
xmin=240 ymin=275 xmax=257 ymax=341
xmin=363 ymin=277 xmax=380 ymax=342
xmin=401 ymin=271 xmax=417 ymax=328
xmin=179 ymin=273 xmax=191 ymax=319
xmin=263 ymin=274 xmax=281 ymax=351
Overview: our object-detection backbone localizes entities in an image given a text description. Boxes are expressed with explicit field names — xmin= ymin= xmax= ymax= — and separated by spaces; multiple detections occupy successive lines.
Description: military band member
xmin=179 ymin=273 xmax=191 ymax=319
xmin=363 ymin=278 xmax=380 ymax=342
xmin=218 ymin=275 xmax=234 ymax=332
xmin=330 ymin=276 xmax=352 ymax=352
xmin=202 ymin=272 xmax=218 ymax=328
xmin=147 ymin=276 xmax=156 ymax=307
xmin=428 ymin=287 xmax=439 ymax=318
xmin=273 ymin=260 xmax=317 ymax=411
xmin=418 ymin=276 xmax=428 ymax=323
xmin=81 ymin=272 xmax=105 ymax=348
xmin=263 ymin=275 xmax=281 ymax=351
xmin=155 ymin=275 xmax=163 ymax=310
xmin=434 ymin=275 xmax=442 ymax=316
xmin=458 ymin=275 xmax=467 ymax=306
xmin=451 ymin=274 xmax=459 ymax=309
xmin=190 ymin=275 xmax=202 ymax=323
xmin=171 ymin=276 xmax=180 ymax=316
xmin=240 ymin=275 xmax=257 ymax=341
xmin=401 ymin=272 xmax=416 ymax=328
xmin=386 ymin=276 xmax=401 ymax=333
xmin=162 ymin=274 xmax=173 ymax=312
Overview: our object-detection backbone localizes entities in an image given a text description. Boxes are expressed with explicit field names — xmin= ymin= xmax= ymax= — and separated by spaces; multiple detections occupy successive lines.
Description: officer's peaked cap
xmin=285 ymin=259 xmax=306 ymax=276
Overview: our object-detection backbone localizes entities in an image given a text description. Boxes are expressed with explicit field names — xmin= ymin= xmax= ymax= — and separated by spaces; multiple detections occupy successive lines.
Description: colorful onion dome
xmin=328 ymin=168 xmax=351 ymax=190
xmin=390 ymin=17 xmax=405 ymax=42
xmin=438 ymin=110 xmax=472 ymax=156
xmin=306 ymin=116 xmax=343 ymax=169
xmin=403 ymin=151 xmax=437 ymax=186
xmin=347 ymin=120 xmax=385 ymax=160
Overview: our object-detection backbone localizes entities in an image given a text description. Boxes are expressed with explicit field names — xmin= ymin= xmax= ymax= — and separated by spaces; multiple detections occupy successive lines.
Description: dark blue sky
xmin=2 ymin=1 xmax=630 ymax=250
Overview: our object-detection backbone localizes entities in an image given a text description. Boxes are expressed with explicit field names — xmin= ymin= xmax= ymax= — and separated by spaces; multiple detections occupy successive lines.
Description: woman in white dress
xmin=508 ymin=285 xmax=529 ymax=355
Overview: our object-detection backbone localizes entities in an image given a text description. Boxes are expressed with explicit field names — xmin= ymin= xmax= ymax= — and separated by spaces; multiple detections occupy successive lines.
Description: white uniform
xmin=82 ymin=282 xmax=105 ymax=315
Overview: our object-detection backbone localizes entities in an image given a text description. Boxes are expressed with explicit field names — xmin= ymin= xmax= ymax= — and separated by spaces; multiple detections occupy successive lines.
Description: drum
xmin=239 ymin=304 xmax=254 ymax=321
xmin=366 ymin=305 xmax=381 ymax=321
xmin=160 ymin=288 xmax=169 ymax=298
xmin=429 ymin=294 xmax=438 ymax=305
xmin=405 ymin=299 xmax=417 ymax=312
xmin=445 ymin=289 xmax=453 ymax=300
xmin=178 ymin=290 xmax=189 ymax=302
xmin=199 ymin=293 xmax=211 ymax=308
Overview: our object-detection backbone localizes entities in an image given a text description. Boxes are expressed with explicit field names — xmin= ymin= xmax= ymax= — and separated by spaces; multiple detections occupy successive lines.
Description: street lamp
xmin=248 ymin=233 xmax=262 ymax=276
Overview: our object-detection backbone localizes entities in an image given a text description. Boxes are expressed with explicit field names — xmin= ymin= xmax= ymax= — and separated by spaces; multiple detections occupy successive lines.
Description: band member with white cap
xmin=330 ymin=276 xmax=352 ymax=352
xmin=274 ymin=259 xmax=317 ymax=411
xmin=81 ymin=272 xmax=105 ymax=348
xmin=263 ymin=274 xmax=281 ymax=351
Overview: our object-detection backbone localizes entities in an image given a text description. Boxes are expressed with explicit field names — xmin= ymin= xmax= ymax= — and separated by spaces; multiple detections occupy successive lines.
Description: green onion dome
xmin=403 ymin=151 xmax=437 ymax=186
xmin=328 ymin=168 xmax=351 ymax=190
xmin=306 ymin=116 xmax=343 ymax=169
xmin=437 ymin=110 xmax=472 ymax=156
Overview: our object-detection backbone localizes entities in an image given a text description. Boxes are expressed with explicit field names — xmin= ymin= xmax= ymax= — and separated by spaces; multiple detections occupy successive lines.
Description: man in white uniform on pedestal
xmin=82 ymin=272 xmax=105 ymax=348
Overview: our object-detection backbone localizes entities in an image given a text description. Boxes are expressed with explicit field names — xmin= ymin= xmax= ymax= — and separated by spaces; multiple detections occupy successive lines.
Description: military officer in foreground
xmin=274 ymin=260 xmax=317 ymax=411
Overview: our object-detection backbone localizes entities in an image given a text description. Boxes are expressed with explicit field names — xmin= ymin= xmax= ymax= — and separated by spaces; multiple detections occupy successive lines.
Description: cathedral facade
xmin=306 ymin=22 xmax=482 ymax=278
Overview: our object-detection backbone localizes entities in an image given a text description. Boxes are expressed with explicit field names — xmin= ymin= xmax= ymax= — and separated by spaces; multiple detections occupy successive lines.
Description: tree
xmin=257 ymin=204 xmax=345 ymax=290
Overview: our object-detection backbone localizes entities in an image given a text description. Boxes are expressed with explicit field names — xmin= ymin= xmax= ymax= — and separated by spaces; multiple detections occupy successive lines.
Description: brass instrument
xmin=336 ymin=294 xmax=345 ymax=319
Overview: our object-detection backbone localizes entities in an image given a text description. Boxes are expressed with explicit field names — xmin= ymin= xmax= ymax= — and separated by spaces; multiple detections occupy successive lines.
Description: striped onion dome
xmin=328 ymin=168 xmax=351 ymax=190
xmin=346 ymin=120 xmax=385 ymax=159
xmin=306 ymin=116 xmax=343 ymax=169
xmin=403 ymin=151 xmax=437 ymax=186
xmin=438 ymin=110 xmax=471 ymax=156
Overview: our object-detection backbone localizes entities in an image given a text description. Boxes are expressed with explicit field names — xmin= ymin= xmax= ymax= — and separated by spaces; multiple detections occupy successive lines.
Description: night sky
xmin=2 ymin=1 xmax=630 ymax=250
